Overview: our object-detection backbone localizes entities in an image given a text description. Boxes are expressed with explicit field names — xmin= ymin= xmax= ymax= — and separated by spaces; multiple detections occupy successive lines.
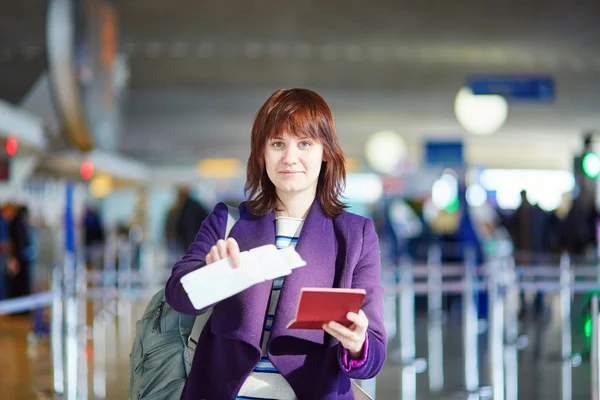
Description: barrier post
xmin=51 ymin=266 xmax=64 ymax=394
xmin=399 ymin=256 xmax=417 ymax=400
xmin=117 ymin=237 xmax=133 ymax=355
xmin=594 ymin=239 xmax=600 ymax=400
xmin=504 ymin=256 xmax=520 ymax=400
xmin=393 ymin=256 xmax=401 ymax=353
xmin=93 ymin=311 xmax=107 ymax=398
xmin=427 ymin=244 xmax=444 ymax=392
xmin=560 ymin=252 xmax=572 ymax=400
xmin=63 ymin=182 xmax=79 ymax=400
xmin=591 ymin=295 xmax=600 ymax=400
xmin=103 ymin=232 xmax=118 ymax=303
xmin=463 ymin=247 xmax=479 ymax=392
xmin=488 ymin=259 xmax=505 ymax=400
xmin=76 ymin=253 xmax=88 ymax=400
xmin=103 ymin=233 xmax=119 ymax=364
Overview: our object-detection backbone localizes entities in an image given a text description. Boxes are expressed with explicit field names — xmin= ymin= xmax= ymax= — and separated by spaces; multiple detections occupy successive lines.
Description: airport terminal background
xmin=2 ymin=1 xmax=600 ymax=399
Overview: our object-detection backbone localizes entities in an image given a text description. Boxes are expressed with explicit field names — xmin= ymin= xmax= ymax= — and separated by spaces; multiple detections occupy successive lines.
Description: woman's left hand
xmin=323 ymin=310 xmax=369 ymax=359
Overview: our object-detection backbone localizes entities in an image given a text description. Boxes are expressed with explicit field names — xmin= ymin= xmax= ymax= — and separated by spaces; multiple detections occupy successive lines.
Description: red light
xmin=6 ymin=138 xmax=17 ymax=156
xmin=80 ymin=161 xmax=94 ymax=180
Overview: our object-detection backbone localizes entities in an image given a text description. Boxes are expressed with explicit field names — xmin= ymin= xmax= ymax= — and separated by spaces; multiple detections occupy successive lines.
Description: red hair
xmin=245 ymin=88 xmax=347 ymax=218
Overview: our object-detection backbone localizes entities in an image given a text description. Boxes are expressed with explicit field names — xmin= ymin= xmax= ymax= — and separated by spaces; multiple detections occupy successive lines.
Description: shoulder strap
xmin=188 ymin=204 xmax=240 ymax=350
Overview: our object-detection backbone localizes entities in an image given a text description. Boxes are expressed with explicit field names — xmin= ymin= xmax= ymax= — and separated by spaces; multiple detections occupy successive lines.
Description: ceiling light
xmin=365 ymin=130 xmax=407 ymax=174
xmin=196 ymin=158 xmax=242 ymax=179
xmin=454 ymin=87 xmax=508 ymax=135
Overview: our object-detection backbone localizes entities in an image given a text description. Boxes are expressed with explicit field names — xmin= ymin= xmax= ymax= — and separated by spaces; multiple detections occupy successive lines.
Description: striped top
xmin=237 ymin=217 xmax=304 ymax=400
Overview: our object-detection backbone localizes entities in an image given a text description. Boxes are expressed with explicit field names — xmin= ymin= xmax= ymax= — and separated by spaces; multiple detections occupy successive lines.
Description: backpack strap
xmin=188 ymin=204 xmax=239 ymax=350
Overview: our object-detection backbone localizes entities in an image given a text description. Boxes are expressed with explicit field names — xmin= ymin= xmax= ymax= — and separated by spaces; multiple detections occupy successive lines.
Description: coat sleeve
xmin=338 ymin=218 xmax=387 ymax=379
xmin=165 ymin=202 xmax=228 ymax=316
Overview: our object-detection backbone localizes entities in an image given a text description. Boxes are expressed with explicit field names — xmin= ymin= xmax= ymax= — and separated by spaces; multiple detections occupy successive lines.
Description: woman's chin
xmin=275 ymin=184 xmax=304 ymax=194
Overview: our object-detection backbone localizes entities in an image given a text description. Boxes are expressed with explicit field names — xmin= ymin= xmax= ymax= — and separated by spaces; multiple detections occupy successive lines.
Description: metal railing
xmin=385 ymin=246 xmax=600 ymax=400
xmin=4 ymin=241 xmax=600 ymax=399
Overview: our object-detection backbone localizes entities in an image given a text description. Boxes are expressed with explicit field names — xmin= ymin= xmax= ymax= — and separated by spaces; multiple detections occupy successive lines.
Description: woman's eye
xmin=299 ymin=141 xmax=312 ymax=148
xmin=272 ymin=141 xmax=284 ymax=148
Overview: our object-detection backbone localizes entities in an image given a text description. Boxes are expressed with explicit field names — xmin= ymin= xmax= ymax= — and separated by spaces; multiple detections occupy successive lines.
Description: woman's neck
xmin=275 ymin=190 xmax=315 ymax=219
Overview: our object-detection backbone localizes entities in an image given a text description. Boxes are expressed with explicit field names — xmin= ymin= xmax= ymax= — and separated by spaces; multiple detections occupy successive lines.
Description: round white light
xmin=365 ymin=130 xmax=407 ymax=174
xmin=432 ymin=176 xmax=457 ymax=210
xmin=496 ymin=189 xmax=522 ymax=210
xmin=466 ymin=184 xmax=487 ymax=207
xmin=454 ymin=87 xmax=508 ymax=135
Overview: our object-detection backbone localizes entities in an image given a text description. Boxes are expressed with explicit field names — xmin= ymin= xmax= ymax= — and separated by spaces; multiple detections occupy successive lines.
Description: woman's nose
xmin=282 ymin=147 xmax=299 ymax=164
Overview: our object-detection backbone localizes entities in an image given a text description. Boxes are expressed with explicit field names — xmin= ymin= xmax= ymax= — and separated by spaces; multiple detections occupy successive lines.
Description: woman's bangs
xmin=269 ymin=108 xmax=322 ymax=142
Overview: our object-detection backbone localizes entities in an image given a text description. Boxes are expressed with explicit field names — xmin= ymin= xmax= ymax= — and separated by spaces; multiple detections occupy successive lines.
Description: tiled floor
xmin=0 ymin=314 xmax=55 ymax=399
xmin=0 ymin=290 xmax=595 ymax=399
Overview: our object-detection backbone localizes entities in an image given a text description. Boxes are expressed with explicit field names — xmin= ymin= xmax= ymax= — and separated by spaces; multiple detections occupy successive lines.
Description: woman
xmin=166 ymin=88 xmax=386 ymax=399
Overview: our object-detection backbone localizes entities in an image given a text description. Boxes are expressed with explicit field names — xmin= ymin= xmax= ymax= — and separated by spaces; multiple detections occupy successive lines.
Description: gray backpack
xmin=129 ymin=205 xmax=239 ymax=400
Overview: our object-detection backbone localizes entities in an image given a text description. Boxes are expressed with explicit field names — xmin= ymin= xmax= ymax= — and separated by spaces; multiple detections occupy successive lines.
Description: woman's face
xmin=264 ymin=132 xmax=324 ymax=198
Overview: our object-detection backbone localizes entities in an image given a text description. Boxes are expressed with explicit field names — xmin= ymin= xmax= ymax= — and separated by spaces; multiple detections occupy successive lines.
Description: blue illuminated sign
xmin=467 ymin=76 xmax=555 ymax=102
xmin=425 ymin=141 xmax=464 ymax=166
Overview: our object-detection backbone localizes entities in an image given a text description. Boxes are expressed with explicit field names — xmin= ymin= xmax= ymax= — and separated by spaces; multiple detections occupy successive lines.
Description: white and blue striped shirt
xmin=237 ymin=217 xmax=304 ymax=400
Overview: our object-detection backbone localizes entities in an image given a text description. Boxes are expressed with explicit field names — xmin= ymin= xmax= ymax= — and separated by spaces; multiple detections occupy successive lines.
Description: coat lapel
xmin=269 ymin=200 xmax=339 ymax=347
xmin=209 ymin=204 xmax=275 ymax=352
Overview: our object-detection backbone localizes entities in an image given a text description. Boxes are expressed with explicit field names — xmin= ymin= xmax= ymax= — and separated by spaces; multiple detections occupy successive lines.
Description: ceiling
xmin=2 ymin=0 xmax=600 ymax=170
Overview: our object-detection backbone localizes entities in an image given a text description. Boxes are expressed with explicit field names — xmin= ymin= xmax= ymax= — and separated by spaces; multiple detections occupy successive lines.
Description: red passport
xmin=286 ymin=288 xmax=367 ymax=330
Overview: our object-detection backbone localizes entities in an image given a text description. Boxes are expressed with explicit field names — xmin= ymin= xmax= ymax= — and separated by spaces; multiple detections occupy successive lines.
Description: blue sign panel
xmin=467 ymin=75 xmax=554 ymax=102
xmin=425 ymin=141 xmax=464 ymax=166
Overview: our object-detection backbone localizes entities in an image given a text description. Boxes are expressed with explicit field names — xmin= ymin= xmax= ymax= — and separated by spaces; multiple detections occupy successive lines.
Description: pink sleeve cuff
xmin=341 ymin=333 xmax=369 ymax=372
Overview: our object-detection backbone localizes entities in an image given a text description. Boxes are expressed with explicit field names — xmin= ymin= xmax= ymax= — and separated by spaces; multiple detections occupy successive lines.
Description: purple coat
xmin=165 ymin=200 xmax=387 ymax=399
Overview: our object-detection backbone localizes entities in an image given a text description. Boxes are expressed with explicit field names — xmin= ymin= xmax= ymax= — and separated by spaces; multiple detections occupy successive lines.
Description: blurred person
xmin=544 ymin=193 xmax=571 ymax=256
xmin=0 ymin=204 xmax=8 ymax=300
xmin=84 ymin=205 xmax=105 ymax=269
xmin=84 ymin=206 xmax=105 ymax=247
xmin=511 ymin=190 xmax=545 ymax=317
xmin=386 ymin=197 xmax=423 ymax=262
xmin=7 ymin=205 xmax=36 ymax=303
xmin=165 ymin=190 xmax=186 ymax=261
xmin=561 ymin=193 xmax=596 ymax=257
xmin=3 ymin=203 xmax=18 ymax=282
xmin=129 ymin=191 xmax=149 ymax=270
xmin=174 ymin=186 xmax=209 ymax=251
xmin=166 ymin=89 xmax=386 ymax=399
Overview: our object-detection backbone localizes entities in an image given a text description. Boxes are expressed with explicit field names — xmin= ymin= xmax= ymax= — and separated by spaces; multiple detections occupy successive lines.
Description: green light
xmin=583 ymin=152 xmax=600 ymax=178
xmin=444 ymin=196 xmax=460 ymax=213
xmin=585 ymin=316 xmax=592 ymax=338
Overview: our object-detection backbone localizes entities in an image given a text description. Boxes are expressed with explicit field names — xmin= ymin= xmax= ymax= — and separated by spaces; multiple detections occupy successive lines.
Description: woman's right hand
xmin=206 ymin=238 xmax=241 ymax=268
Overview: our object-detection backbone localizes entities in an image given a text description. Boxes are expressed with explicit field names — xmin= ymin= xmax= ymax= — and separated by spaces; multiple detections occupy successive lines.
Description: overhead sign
xmin=425 ymin=140 xmax=464 ymax=167
xmin=467 ymin=75 xmax=555 ymax=102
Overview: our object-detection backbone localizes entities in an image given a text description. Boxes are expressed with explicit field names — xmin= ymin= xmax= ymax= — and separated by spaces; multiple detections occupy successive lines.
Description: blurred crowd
xmin=375 ymin=187 xmax=599 ymax=317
